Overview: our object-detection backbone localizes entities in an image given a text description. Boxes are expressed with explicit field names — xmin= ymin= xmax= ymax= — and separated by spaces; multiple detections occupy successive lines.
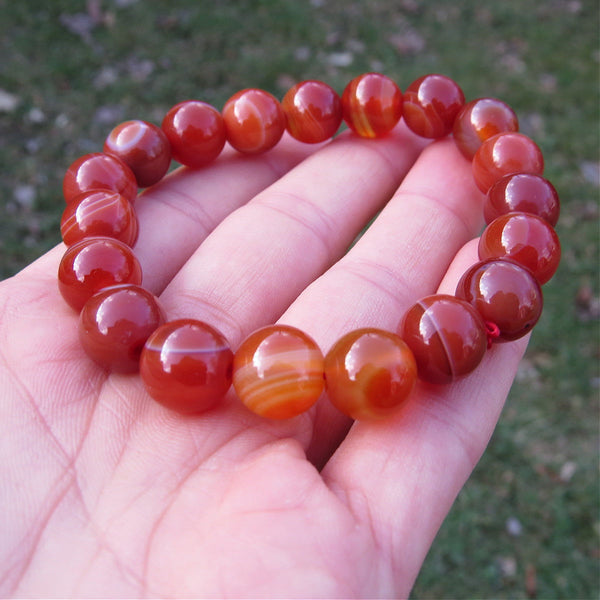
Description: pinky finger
xmin=321 ymin=238 xmax=529 ymax=597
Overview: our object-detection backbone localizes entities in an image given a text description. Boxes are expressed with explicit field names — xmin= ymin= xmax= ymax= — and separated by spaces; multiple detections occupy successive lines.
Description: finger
xmin=156 ymin=123 xmax=428 ymax=344
xmin=320 ymin=239 xmax=529 ymax=596
xmin=132 ymin=134 xmax=324 ymax=294
xmin=277 ymin=138 xmax=484 ymax=464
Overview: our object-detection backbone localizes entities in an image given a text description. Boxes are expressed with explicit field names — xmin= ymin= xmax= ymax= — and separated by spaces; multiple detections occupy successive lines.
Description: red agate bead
xmin=79 ymin=284 xmax=165 ymax=373
xmin=472 ymin=132 xmax=544 ymax=193
xmin=341 ymin=73 xmax=403 ymax=138
xmin=63 ymin=152 xmax=137 ymax=204
xmin=324 ymin=328 xmax=417 ymax=420
xmin=58 ymin=237 xmax=142 ymax=311
xmin=456 ymin=259 xmax=543 ymax=342
xmin=478 ymin=212 xmax=561 ymax=284
xmin=484 ymin=173 xmax=560 ymax=226
xmin=401 ymin=294 xmax=487 ymax=384
xmin=402 ymin=74 xmax=465 ymax=138
xmin=104 ymin=120 xmax=171 ymax=187
xmin=162 ymin=100 xmax=226 ymax=168
xmin=232 ymin=324 xmax=325 ymax=419
xmin=140 ymin=319 xmax=233 ymax=413
xmin=281 ymin=80 xmax=343 ymax=143
xmin=60 ymin=190 xmax=139 ymax=247
xmin=453 ymin=97 xmax=519 ymax=160
xmin=222 ymin=88 xmax=286 ymax=154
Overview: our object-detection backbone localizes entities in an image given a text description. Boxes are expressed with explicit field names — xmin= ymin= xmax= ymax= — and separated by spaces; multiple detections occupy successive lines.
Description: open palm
xmin=0 ymin=126 xmax=526 ymax=598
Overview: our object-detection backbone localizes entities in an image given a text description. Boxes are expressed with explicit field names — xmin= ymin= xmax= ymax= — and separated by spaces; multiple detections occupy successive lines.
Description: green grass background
xmin=1 ymin=1 xmax=598 ymax=597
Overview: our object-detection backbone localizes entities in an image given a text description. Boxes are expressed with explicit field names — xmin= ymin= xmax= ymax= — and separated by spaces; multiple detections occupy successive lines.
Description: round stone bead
xmin=456 ymin=259 xmax=543 ymax=342
xmin=452 ymin=97 xmax=519 ymax=160
xmin=478 ymin=212 xmax=561 ymax=284
xmin=472 ymin=132 xmax=544 ymax=193
xmin=324 ymin=328 xmax=417 ymax=420
xmin=341 ymin=73 xmax=403 ymax=138
xmin=232 ymin=324 xmax=325 ymax=419
xmin=281 ymin=80 xmax=343 ymax=143
xmin=484 ymin=173 xmax=560 ymax=226
xmin=162 ymin=100 xmax=226 ymax=168
xmin=140 ymin=319 xmax=233 ymax=414
xmin=400 ymin=294 xmax=487 ymax=384
xmin=60 ymin=189 xmax=139 ymax=247
xmin=58 ymin=237 xmax=142 ymax=311
xmin=104 ymin=120 xmax=171 ymax=187
xmin=402 ymin=74 xmax=465 ymax=138
xmin=222 ymin=88 xmax=286 ymax=154
xmin=79 ymin=284 xmax=165 ymax=373
xmin=63 ymin=152 xmax=138 ymax=204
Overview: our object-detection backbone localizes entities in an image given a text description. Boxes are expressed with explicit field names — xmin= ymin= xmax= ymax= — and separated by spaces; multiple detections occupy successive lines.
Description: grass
xmin=1 ymin=0 xmax=598 ymax=597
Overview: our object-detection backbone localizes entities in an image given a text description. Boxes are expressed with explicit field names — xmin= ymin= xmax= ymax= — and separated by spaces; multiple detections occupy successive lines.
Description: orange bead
xmin=478 ymin=212 xmax=561 ymax=284
xmin=401 ymin=295 xmax=487 ymax=384
xmin=141 ymin=319 xmax=233 ymax=414
xmin=472 ymin=132 xmax=544 ymax=193
xmin=222 ymin=88 xmax=286 ymax=154
xmin=79 ymin=284 xmax=165 ymax=373
xmin=324 ymin=328 xmax=417 ymax=420
xmin=232 ymin=324 xmax=324 ymax=419
xmin=281 ymin=80 xmax=342 ymax=143
xmin=104 ymin=120 xmax=171 ymax=187
xmin=402 ymin=74 xmax=465 ymax=138
xmin=341 ymin=73 xmax=403 ymax=138
xmin=162 ymin=100 xmax=226 ymax=167
xmin=58 ymin=237 xmax=142 ymax=312
xmin=63 ymin=152 xmax=138 ymax=204
xmin=453 ymin=97 xmax=519 ymax=160
xmin=60 ymin=190 xmax=139 ymax=247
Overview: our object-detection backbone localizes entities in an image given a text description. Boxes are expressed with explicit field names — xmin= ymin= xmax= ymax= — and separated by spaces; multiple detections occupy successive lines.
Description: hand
xmin=0 ymin=124 xmax=528 ymax=598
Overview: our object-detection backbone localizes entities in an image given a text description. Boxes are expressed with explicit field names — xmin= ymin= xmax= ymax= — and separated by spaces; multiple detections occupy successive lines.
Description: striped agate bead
xmin=222 ymin=88 xmax=286 ymax=154
xmin=341 ymin=73 xmax=403 ymax=138
xmin=60 ymin=189 xmax=139 ymax=247
xmin=232 ymin=324 xmax=325 ymax=419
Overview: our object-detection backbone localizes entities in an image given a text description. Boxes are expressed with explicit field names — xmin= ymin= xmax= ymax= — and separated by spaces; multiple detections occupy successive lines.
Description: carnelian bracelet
xmin=57 ymin=73 xmax=561 ymax=420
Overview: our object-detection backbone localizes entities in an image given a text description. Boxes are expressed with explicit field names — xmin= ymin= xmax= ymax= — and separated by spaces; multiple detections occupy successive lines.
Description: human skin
xmin=0 ymin=124 xmax=527 ymax=598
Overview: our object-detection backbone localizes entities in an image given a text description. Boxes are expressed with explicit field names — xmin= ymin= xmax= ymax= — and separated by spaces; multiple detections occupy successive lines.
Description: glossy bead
xmin=478 ymin=212 xmax=561 ymax=284
xmin=104 ymin=120 xmax=171 ymax=187
xmin=324 ymin=328 xmax=417 ymax=420
xmin=453 ymin=97 xmax=519 ymax=160
xmin=79 ymin=284 xmax=165 ymax=373
xmin=400 ymin=294 xmax=487 ymax=384
xmin=60 ymin=190 xmax=139 ymax=247
xmin=402 ymin=74 xmax=465 ymax=138
xmin=281 ymin=80 xmax=343 ymax=143
xmin=341 ymin=73 xmax=403 ymax=138
xmin=58 ymin=237 xmax=142 ymax=311
xmin=232 ymin=324 xmax=324 ymax=419
xmin=63 ymin=153 xmax=138 ymax=204
xmin=472 ymin=132 xmax=544 ymax=193
xmin=456 ymin=259 xmax=543 ymax=342
xmin=222 ymin=88 xmax=286 ymax=154
xmin=162 ymin=100 xmax=226 ymax=168
xmin=484 ymin=173 xmax=560 ymax=226
xmin=140 ymin=319 xmax=233 ymax=414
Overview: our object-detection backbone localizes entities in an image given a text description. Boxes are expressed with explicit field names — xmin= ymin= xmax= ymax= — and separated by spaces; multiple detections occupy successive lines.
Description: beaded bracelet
xmin=57 ymin=73 xmax=561 ymax=421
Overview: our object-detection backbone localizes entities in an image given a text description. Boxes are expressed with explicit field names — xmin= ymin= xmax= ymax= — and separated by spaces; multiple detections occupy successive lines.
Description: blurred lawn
xmin=1 ymin=0 xmax=598 ymax=597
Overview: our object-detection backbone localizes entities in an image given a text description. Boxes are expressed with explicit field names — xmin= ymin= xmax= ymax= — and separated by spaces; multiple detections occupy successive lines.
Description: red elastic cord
xmin=485 ymin=321 xmax=501 ymax=349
